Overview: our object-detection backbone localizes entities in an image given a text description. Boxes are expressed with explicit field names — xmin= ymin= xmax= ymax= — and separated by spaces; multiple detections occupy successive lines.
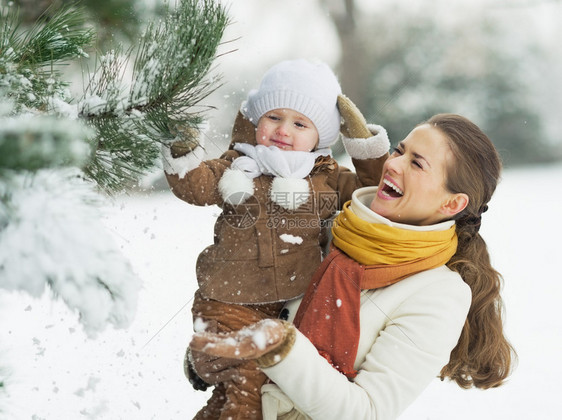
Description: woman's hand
xmin=190 ymin=319 xmax=288 ymax=360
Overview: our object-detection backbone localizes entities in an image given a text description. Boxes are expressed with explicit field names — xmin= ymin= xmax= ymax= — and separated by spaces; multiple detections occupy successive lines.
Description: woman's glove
xmin=190 ymin=319 xmax=296 ymax=368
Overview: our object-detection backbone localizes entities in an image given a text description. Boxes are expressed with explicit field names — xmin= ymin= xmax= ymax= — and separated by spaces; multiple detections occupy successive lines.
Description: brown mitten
xmin=190 ymin=319 xmax=296 ymax=367
xmin=168 ymin=123 xmax=200 ymax=158
xmin=184 ymin=347 xmax=210 ymax=391
xmin=256 ymin=321 xmax=296 ymax=368
xmin=338 ymin=94 xmax=390 ymax=162
xmin=337 ymin=94 xmax=372 ymax=139
xmin=186 ymin=346 xmax=245 ymax=385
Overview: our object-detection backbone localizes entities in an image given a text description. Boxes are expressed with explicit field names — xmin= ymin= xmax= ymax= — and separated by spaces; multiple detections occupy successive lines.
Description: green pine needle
xmin=0 ymin=0 xmax=230 ymax=193
xmin=0 ymin=112 xmax=93 ymax=172
xmin=1 ymin=3 xmax=94 ymax=112
xmin=82 ymin=0 xmax=230 ymax=192
xmin=18 ymin=4 xmax=95 ymax=66
xmin=1 ymin=3 xmax=95 ymax=68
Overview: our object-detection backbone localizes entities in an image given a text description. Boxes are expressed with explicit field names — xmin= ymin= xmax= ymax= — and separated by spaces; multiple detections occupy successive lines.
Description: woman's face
xmin=255 ymin=108 xmax=319 ymax=151
xmin=370 ymin=124 xmax=467 ymax=225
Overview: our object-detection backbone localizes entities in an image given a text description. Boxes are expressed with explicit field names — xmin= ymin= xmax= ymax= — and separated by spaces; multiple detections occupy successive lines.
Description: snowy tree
xmin=0 ymin=0 xmax=228 ymax=400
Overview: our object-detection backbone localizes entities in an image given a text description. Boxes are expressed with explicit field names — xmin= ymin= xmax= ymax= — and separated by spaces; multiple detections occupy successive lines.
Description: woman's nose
xmin=385 ymin=154 xmax=403 ymax=174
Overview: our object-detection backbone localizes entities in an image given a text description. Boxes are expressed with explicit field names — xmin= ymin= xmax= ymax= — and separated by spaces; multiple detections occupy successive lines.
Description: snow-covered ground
xmin=1 ymin=162 xmax=561 ymax=419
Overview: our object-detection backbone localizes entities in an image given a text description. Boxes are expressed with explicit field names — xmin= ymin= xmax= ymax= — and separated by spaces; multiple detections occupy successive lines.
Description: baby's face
xmin=255 ymin=108 xmax=319 ymax=151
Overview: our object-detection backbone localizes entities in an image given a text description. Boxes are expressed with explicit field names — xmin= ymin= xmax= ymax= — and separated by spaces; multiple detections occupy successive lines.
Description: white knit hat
xmin=242 ymin=59 xmax=342 ymax=150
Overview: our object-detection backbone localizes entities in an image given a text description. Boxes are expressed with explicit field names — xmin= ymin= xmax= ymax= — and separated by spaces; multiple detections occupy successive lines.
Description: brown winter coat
xmin=165 ymin=112 xmax=386 ymax=304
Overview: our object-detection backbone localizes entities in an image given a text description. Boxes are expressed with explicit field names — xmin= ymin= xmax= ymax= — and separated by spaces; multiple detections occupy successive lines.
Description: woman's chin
xmin=369 ymin=200 xmax=390 ymax=217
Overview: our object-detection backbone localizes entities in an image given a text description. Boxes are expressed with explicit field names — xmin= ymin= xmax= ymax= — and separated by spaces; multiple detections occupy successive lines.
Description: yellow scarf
xmin=295 ymin=201 xmax=459 ymax=378
xmin=331 ymin=201 xmax=458 ymax=266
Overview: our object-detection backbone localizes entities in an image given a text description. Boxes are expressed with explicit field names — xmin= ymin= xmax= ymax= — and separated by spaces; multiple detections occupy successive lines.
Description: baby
xmin=162 ymin=59 xmax=389 ymax=419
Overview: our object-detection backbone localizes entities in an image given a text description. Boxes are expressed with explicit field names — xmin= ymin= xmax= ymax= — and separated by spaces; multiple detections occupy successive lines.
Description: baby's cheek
xmin=254 ymin=128 xmax=264 ymax=144
xmin=256 ymin=134 xmax=269 ymax=145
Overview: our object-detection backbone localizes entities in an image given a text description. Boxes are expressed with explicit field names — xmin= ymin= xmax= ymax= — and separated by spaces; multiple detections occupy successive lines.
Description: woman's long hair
xmin=426 ymin=114 xmax=516 ymax=389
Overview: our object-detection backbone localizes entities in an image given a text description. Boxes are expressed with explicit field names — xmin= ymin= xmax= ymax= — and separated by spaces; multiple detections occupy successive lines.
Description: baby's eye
xmin=295 ymin=121 xmax=307 ymax=128
xmin=267 ymin=114 xmax=280 ymax=121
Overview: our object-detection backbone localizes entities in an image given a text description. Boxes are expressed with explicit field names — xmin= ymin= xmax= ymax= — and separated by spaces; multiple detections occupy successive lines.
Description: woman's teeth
xmin=383 ymin=178 xmax=403 ymax=196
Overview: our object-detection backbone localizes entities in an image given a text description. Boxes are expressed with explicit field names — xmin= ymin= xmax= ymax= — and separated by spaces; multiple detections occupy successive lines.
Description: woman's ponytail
xmin=425 ymin=114 xmax=516 ymax=389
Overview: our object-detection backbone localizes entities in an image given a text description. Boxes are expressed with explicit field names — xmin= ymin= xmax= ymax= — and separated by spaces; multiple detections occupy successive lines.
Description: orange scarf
xmin=293 ymin=202 xmax=457 ymax=378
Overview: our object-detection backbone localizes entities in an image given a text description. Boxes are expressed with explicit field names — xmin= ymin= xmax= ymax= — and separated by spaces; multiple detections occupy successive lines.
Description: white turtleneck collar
xmin=350 ymin=186 xmax=455 ymax=232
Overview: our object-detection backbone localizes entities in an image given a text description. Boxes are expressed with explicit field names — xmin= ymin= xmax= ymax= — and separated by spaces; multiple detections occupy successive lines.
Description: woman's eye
xmin=412 ymin=160 xmax=423 ymax=169
xmin=392 ymin=147 xmax=403 ymax=155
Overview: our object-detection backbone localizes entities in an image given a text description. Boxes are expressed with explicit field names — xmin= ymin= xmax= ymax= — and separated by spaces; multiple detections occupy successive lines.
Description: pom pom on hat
xmin=243 ymin=59 xmax=342 ymax=150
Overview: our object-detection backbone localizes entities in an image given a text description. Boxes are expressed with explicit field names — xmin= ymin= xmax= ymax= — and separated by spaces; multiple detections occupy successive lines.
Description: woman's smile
xmin=378 ymin=176 xmax=404 ymax=199
xmin=370 ymin=124 xmax=465 ymax=226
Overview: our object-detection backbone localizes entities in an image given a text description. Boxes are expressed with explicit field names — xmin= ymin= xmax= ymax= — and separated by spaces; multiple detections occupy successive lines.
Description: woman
xmin=191 ymin=114 xmax=515 ymax=420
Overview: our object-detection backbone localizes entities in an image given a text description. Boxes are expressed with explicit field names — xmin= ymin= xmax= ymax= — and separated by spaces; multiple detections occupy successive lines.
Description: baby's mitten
xmin=190 ymin=319 xmax=296 ymax=367
xmin=338 ymin=94 xmax=390 ymax=159
xmin=168 ymin=123 xmax=200 ymax=158
xmin=184 ymin=347 xmax=210 ymax=391
xmin=338 ymin=94 xmax=371 ymax=139
xmin=162 ymin=123 xmax=204 ymax=177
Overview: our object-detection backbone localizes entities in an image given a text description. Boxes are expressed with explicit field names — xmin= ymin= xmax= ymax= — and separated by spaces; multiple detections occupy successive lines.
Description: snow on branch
xmin=15 ymin=3 xmax=93 ymax=65
xmin=0 ymin=100 xmax=92 ymax=171
xmin=0 ymin=0 xmax=230 ymax=337
xmin=0 ymin=168 xmax=140 ymax=336
xmin=79 ymin=0 xmax=230 ymax=192
xmin=0 ymin=2 xmax=95 ymax=113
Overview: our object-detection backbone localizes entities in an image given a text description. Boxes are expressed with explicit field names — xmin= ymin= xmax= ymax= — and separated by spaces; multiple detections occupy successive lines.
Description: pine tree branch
xmin=0 ymin=3 xmax=21 ymax=54
xmin=130 ymin=0 xmax=229 ymax=123
xmin=18 ymin=3 xmax=94 ymax=66
xmin=0 ymin=112 xmax=93 ymax=172
xmin=80 ymin=0 xmax=230 ymax=193
xmin=1 ymin=0 xmax=230 ymax=192
xmin=1 ymin=3 xmax=94 ymax=113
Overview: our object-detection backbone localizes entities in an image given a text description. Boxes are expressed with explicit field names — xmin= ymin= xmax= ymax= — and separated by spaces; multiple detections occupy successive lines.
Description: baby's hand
xmin=170 ymin=139 xmax=198 ymax=158
xmin=338 ymin=94 xmax=390 ymax=159
xmin=190 ymin=319 xmax=287 ymax=360
xmin=168 ymin=123 xmax=200 ymax=157
xmin=338 ymin=94 xmax=371 ymax=139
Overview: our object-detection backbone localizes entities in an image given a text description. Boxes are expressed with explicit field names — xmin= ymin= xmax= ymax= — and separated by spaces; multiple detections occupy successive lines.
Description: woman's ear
xmin=439 ymin=193 xmax=469 ymax=217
